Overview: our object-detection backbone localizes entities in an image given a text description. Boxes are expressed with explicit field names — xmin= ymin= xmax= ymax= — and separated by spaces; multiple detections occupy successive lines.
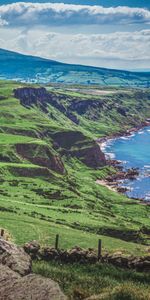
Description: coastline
xmin=97 ymin=119 xmax=150 ymax=146
xmin=96 ymin=120 xmax=150 ymax=203
xmin=96 ymin=179 xmax=118 ymax=192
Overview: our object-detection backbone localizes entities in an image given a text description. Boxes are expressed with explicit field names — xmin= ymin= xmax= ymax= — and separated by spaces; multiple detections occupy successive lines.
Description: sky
xmin=0 ymin=1 xmax=150 ymax=69
xmin=0 ymin=1 xmax=150 ymax=8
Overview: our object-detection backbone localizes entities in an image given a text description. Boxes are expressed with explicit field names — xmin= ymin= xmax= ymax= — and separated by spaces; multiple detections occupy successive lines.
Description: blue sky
xmin=0 ymin=1 xmax=149 ymax=69
xmin=0 ymin=1 xmax=150 ymax=8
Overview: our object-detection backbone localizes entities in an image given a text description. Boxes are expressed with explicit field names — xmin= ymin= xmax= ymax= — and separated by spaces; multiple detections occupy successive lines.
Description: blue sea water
xmin=103 ymin=126 xmax=150 ymax=201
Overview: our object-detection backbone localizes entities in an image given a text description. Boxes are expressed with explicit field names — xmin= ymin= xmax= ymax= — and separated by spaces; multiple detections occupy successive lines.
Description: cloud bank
xmin=0 ymin=2 xmax=150 ymax=27
xmin=1 ymin=29 xmax=150 ymax=68
xmin=0 ymin=2 xmax=149 ymax=69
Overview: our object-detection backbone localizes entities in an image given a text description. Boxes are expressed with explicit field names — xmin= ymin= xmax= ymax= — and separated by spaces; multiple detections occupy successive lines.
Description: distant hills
xmin=0 ymin=48 xmax=150 ymax=87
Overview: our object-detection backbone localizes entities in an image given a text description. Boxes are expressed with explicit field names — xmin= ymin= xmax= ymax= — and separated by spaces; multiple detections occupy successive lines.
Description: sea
xmin=102 ymin=126 xmax=150 ymax=202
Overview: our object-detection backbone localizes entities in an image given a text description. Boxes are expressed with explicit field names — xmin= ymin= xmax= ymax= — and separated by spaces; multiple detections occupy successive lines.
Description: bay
xmin=103 ymin=126 xmax=150 ymax=201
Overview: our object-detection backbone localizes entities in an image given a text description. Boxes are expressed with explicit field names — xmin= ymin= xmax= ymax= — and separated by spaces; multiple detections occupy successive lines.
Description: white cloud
xmin=0 ymin=2 xmax=149 ymax=69
xmin=0 ymin=2 xmax=150 ymax=27
xmin=1 ymin=28 xmax=150 ymax=69
xmin=0 ymin=16 xmax=8 ymax=26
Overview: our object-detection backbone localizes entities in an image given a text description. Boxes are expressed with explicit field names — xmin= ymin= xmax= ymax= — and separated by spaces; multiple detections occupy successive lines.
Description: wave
xmin=145 ymin=194 xmax=150 ymax=202
xmin=120 ymin=136 xmax=130 ymax=140
xmin=99 ymin=126 xmax=150 ymax=201
xmin=105 ymin=152 xmax=116 ymax=159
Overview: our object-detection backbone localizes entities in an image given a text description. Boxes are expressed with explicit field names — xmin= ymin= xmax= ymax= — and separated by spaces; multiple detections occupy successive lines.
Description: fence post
xmin=98 ymin=239 xmax=102 ymax=261
xmin=0 ymin=229 xmax=4 ymax=237
xmin=55 ymin=234 xmax=59 ymax=250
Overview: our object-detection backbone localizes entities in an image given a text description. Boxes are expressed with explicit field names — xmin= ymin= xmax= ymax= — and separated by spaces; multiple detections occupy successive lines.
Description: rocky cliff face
xmin=15 ymin=143 xmax=65 ymax=175
xmin=14 ymin=87 xmax=81 ymax=124
xmin=14 ymin=87 xmax=103 ymax=123
xmin=68 ymin=98 xmax=103 ymax=119
xmin=51 ymin=130 xmax=106 ymax=168
xmin=14 ymin=87 xmax=48 ymax=106
xmin=71 ymin=143 xmax=106 ymax=168
xmin=14 ymin=87 xmax=106 ymax=169
xmin=14 ymin=87 xmax=66 ymax=114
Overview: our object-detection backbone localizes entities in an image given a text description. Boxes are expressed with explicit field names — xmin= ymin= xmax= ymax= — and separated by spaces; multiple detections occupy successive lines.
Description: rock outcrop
xmin=14 ymin=87 xmax=106 ymax=169
xmin=51 ymin=130 xmax=106 ymax=168
xmin=0 ymin=239 xmax=67 ymax=300
xmin=71 ymin=142 xmax=106 ymax=168
xmin=68 ymin=98 xmax=103 ymax=119
xmin=14 ymin=87 xmax=66 ymax=115
xmin=24 ymin=240 xmax=40 ymax=260
xmin=0 ymin=238 xmax=31 ymax=276
xmin=0 ymin=265 xmax=66 ymax=300
xmin=15 ymin=143 xmax=65 ymax=175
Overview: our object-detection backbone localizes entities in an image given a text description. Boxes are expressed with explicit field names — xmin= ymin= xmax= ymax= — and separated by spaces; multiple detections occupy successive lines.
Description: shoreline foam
xmin=97 ymin=121 xmax=150 ymax=203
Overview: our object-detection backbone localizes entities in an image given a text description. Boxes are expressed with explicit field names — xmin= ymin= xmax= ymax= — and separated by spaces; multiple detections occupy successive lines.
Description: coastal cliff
xmin=0 ymin=81 xmax=150 ymax=251
xmin=14 ymin=87 xmax=106 ymax=170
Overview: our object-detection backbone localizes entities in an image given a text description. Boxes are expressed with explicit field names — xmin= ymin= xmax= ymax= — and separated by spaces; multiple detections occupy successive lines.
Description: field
xmin=33 ymin=260 xmax=150 ymax=299
xmin=1 ymin=48 xmax=150 ymax=87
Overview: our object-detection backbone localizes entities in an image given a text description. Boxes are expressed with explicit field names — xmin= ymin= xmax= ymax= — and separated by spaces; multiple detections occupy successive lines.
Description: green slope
xmin=0 ymin=81 xmax=150 ymax=255
xmin=1 ymin=48 xmax=150 ymax=87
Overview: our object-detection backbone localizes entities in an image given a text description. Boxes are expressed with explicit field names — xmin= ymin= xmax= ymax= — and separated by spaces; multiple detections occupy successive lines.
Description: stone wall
xmin=24 ymin=241 xmax=150 ymax=272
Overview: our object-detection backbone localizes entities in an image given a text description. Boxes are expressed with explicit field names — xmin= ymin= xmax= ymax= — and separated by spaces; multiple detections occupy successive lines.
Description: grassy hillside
xmin=1 ymin=48 xmax=150 ymax=87
xmin=0 ymin=81 xmax=150 ymax=256
xmin=33 ymin=260 xmax=150 ymax=299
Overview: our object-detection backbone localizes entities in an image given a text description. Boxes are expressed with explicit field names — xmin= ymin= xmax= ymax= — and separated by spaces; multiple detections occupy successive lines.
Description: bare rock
xmin=0 ymin=239 xmax=67 ymax=299
xmin=102 ymin=252 xmax=150 ymax=272
xmin=0 ymin=238 xmax=31 ymax=276
xmin=24 ymin=240 xmax=40 ymax=259
xmin=0 ymin=264 xmax=67 ymax=300
xmin=15 ymin=143 xmax=65 ymax=175
xmin=71 ymin=143 xmax=106 ymax=168
xmin=68 ymin=246 xmax=97 ymax=263
xmin=0 ymin=264 xmax=20 ymax=291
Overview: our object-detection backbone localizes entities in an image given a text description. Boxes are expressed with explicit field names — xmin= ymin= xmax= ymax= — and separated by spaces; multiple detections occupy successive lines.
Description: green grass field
xmin=0 ymin=80 xmax=150 ymax=299
xmin=0 ymin=81 xmax=149 ymax=257
xmin=33 ymin=260 xmax=150 ymax=299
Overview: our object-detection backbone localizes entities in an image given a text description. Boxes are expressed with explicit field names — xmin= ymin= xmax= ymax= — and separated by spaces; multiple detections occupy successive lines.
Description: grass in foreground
xmin=33 ymin=260 xmax=150 ymax=299
xmin=0 ymin=210 xmax=148 ymax=256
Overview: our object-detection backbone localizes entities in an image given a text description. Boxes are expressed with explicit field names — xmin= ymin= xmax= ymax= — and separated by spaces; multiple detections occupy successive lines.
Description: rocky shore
xmin=97 ymin=120 xmax=150 ymax=201
xmin=97 ymin=166 xmax=140 ymax=196
xmin=97 ymin=119 xmax=150 ymax=145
